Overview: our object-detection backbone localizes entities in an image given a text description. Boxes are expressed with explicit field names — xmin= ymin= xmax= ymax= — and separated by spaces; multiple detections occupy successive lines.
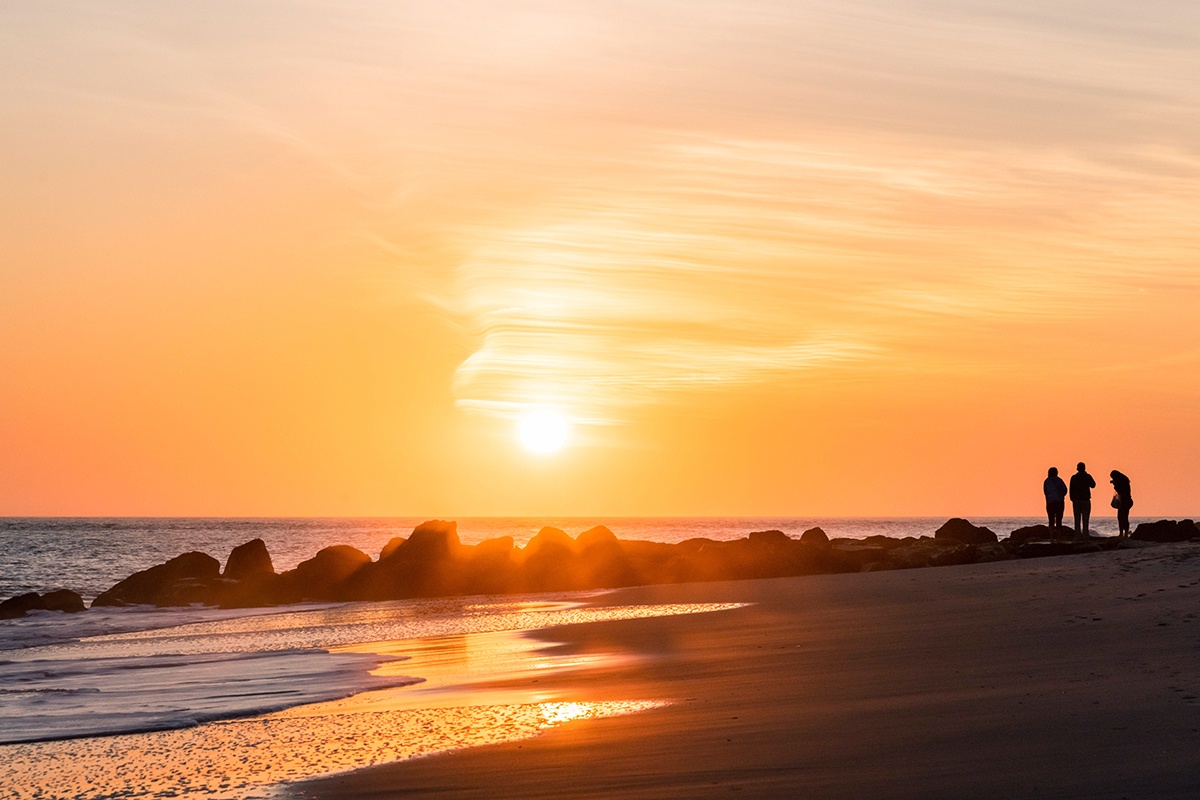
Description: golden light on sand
xmin=519 ymin=410 xmax=569 ymax=453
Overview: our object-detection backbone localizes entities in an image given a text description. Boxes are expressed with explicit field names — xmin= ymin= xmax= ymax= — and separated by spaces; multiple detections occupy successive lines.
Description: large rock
xmin=283 ymin=545 xmax=372 ymax=600
xmin=1007 ymin=525 xmax=1072 ymax=546
xmin=521 ymin=527 xmax=582 ymax=591
xmin=92 ymin=552 xmax=221 ymax=607
xmin=0 ymin=590 xmax=82 ymax=619
xmin=393 ymin=520 xmax=461 ymax=561
xmin=523 ymin=526 xmax=575 ymax=556
xmin=353 ymin=522 xmax=467 ymax=601
xmin=800 ymin=527 xmax=830 ymax=546
xmin=224 ymin=539 xmax=274 ymax=581
xmin=748 ymin=529 xmax=791 ymax=546
xmin=0 ymin=593 xmax=41 ymax=619
xmin=574 ymin=527 xmax=639 ymax=588
xmin=1131 ymin=519 xmax=1200 ymax=543
xmin=934 ymin=518 xmax=998 ymax=545
xmin=40 ymin=589 xmax=86 ymax=614
xmin=576 ymin=525 xmax=618 ymax=549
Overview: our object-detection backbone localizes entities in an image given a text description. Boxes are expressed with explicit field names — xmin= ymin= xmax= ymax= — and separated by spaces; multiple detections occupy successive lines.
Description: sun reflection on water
xmin=538 ymin=701 xmax=594 ymax=727
xmin=0 ymin=599 xmax=743 ymax=799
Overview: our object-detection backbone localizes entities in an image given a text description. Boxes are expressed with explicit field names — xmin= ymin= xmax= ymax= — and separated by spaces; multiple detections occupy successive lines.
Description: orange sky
xmin=2 ymin=1 xmax=1199 ymax=517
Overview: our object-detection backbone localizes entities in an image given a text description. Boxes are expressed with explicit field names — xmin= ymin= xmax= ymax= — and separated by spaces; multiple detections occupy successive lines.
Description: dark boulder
xmin=273 ymin=545 xmax=371 ymax=602
xmin=523 ymin=526 xmax=575 ymax=556
xmin=748 ymin=529 xmax=791 ymax=546
xmin=935 ymin=518 xmax=998 ymax=545
xmin=576 ymin=528 xmax=639 ymax=588
xmin=457 ymin=537 xmax=519 ymax=595
xmin=0 ymin=590 xmax=83 ymax=619
xmin=576 ymin=525 xmax=618 ymax=549
xmin=40 ymin=589 xmax=86 ymax=614
xmin=800 ymin=527 xmax=830 ymax=546
xmin=224 ymin=539 xmax=274 ymax=581
xmin=521 ymin=527 xmax=582 ymax=591
xmin=1131 ymin=519 xmax=1200 ymax=543
xmin=355 ymin=522 xmax=468 ymax=601
xmin=0 ymin=593 xmax=41 ymax=620
xmin=92 ymin=552 xmax=221 ymax=607
xmin=295 ymin=545 xmax=371 ymax=584
xmin=1007 ymin=525 xmax=1071 ymax=546
xmin=395 ymin=520 xmax=461 ymax=561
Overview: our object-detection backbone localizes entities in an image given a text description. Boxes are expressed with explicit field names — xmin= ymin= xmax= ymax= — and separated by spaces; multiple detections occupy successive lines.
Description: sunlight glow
xmin=519 ymin=410 xmax=569 ymax=453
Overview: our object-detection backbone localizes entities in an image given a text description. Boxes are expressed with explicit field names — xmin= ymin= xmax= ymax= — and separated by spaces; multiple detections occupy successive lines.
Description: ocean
xmin=0 ymin=515 xmax=1146 ymax=799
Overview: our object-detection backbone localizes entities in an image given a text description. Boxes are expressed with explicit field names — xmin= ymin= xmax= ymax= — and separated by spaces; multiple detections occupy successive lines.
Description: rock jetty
xmin=3 ymin=519 xmax=1196 ymax=615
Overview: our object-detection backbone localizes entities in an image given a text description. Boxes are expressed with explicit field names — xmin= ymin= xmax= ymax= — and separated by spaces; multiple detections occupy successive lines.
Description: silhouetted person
xmin=1069 ymin=462 xmax=1096 ymax=540
xmin=1043 ymin=467 xmax=1067 ymax=529
xmin=1110 ymin=469 xmax=1133 ymax=537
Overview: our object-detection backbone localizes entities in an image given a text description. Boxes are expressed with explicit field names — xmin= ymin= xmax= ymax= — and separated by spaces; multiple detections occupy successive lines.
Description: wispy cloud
xmin=448 ymin=131 xmax=1200 ymax=420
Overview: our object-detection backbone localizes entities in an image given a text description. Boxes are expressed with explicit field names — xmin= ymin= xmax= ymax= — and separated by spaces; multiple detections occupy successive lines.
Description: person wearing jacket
xmin=1069 ymin=462 xmax=1096 ymax=540
xmin=1043 ymin=467 xmax=1068 ymax=529
xmin=1110 ymin=470 xmax=1134 ymax=537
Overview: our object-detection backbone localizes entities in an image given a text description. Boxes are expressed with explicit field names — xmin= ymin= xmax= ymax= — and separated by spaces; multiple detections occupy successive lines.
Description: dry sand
xmin=289 ymin=543 xmax=1200 ymax=800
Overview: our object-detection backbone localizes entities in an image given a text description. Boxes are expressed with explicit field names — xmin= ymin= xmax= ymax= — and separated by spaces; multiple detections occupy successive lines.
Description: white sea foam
xmin=0 ymin=647 xmax=416 ymax=745
xmin=0 ymin=593 xmax=744 ymax=747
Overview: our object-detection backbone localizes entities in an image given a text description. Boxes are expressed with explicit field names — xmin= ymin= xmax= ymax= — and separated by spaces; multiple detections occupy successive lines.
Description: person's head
xmin=1047 ymin=467 xmax=1058 ymax=477
xmin=1077 ymin=462 xmax=1086 ymax=472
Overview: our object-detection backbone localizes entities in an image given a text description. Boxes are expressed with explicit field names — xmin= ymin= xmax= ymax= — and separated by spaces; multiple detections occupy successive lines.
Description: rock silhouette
xmin=0 ymin=517 xmax=1176 ymax=616
xmin=223 ymin=538 xmax=274 ymax=581
xmin=934 ymin=518 xmax=998 ymax=545
xmin=1131 ymin=519 xmax=1200 ymax=543
xmin=1008 ymin=524 xmax=1073 ymax=546
xmin=0 ymin=589 xmax=85 ymax=619
xmin=92 ymin=552 xmax=221 ymax=607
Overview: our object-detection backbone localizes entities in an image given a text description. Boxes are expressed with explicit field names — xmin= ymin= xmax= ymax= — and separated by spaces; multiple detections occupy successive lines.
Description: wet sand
xmin=290 ymin=542 xmax=1200 ymax=800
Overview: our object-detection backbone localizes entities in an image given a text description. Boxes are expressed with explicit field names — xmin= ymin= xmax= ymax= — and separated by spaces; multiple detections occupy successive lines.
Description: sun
xmin=519 ymin=410 xmax=569 ymax=453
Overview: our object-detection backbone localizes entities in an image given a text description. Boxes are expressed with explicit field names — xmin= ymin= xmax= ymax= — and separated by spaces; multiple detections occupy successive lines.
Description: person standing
xmin=1069 ymin=462 xmax=1096 ymax=540
xmin=1043 ymin=467 xmax=1068 ymax=530
xmin=1110 ymin=470 xmax=1134 ymax=537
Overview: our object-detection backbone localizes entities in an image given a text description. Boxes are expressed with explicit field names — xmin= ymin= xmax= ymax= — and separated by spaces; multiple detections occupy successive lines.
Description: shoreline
xmin=0 ymin=595 xmax=736 ymax=798
xmin=288 ymin=542 xmax=1200 ymax=800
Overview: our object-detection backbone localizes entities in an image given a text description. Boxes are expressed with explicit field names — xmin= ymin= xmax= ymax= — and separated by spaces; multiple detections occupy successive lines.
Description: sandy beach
xmin=290 ymin=542 xmax=1200 ymax=800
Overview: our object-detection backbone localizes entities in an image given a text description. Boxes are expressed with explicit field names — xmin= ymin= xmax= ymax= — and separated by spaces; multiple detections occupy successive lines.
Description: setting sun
xmin=519 ymin=411 xmax=569 ymax=454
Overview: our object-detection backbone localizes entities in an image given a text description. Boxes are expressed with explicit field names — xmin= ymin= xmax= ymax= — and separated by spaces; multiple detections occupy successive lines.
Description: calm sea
xmin=0 ymin=515 xmax=1147 ymax=602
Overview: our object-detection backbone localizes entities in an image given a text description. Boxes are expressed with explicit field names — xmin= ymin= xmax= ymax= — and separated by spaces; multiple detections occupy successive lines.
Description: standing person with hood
xmin=1043 ymin=467 xmax=1068 ymax=530
xmin=1110 ymin=470 xmax=1134 ymax=537
xmin=1070 ymin=462 xmax=1096 ymax=540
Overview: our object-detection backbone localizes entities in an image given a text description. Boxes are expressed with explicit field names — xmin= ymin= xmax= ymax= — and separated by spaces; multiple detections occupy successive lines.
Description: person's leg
xmin=1080 ymin=503 xmax=1091 ymax=539
xmin=1073 ymin=503 xmax=1082 ymax=536
xmin=1118 ymin=506 xmax=1130 ymax=536
xmin=1047 ymin=502 xmax=1054 ymax=527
